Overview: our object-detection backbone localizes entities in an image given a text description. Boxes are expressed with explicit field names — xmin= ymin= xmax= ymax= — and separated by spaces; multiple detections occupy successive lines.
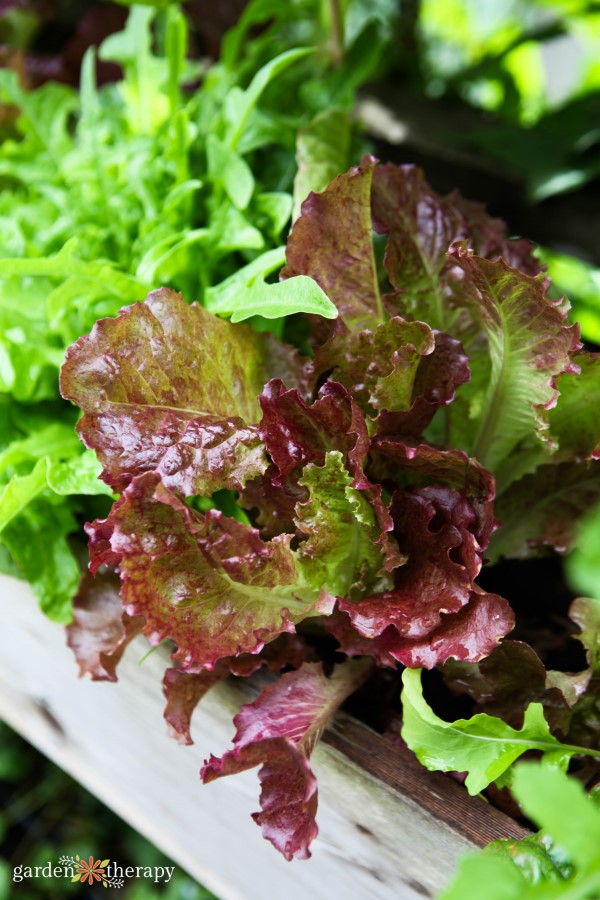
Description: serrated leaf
xmin=401 ymin=669 xmax=597 ymax=795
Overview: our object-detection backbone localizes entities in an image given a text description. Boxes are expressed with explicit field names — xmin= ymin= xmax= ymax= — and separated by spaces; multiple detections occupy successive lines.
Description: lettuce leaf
xmin=201 ymin=659 xmax=371 ymax=860
xmin=338 ymin=484 xmax=513 ymax=666
xmin=447 ymin=247 xmax=580 ymax=482
xmin=66 ymin=570 xmax=144 ymax=682
xmin=86 ymin=472 xmax=332 ymax=670
xmin=60 ymin=288 xmax=306 ymax=496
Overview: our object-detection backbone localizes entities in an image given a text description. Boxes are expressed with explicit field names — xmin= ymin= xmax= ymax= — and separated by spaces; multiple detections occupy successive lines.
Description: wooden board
xmin=0 ymin=574 xmax=527 ymax=899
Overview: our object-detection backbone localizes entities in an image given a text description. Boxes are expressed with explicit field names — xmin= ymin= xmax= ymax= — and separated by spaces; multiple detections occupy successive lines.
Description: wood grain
xmin=0 ymin=575 xmax=526 ymax=899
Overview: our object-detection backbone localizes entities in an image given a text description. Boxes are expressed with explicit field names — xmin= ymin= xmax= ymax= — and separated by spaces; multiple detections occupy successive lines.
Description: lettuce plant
xmin=0 ymin=0 xmax=393 ymax=620
xmin=59 ymin=157 xmax=600 ymax=859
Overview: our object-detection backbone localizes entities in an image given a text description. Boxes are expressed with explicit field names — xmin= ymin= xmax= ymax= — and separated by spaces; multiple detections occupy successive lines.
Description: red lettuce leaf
xmin=375 ymin=587 xmax=514 ymax=669
xmin=282 ymin=157 xmax=384 ymax=333
xmin=239 ymin=465 xmax=308 ymax=538
xmin=324 ymin=608 xmax=398 ymax=668
xmin=312 ymin=316 xmax=434 ymax=415
xmin=446 ymin=248 xmax=580 ymax=481
xmin=85 ymin=472 xmax=331 ymax=670
xmin=373 ymin=330 xmax=470 ymax=437
xmin=371 ymin=163 xmax=540 ymax=329
xmin=258 ymin=378 xmax=369 ymax=487
xmin=451 ymin=193 xmax=541 ymax=276
xmin=371 ymin=163 xmax=464 ymax=331
xmin=441 ymin=641 xmax=578 ymax=734
xmin=163 ymin=666 xmax=227 ymax=746
xmin=60 ymin=289 xmax=311 ymax=496
xmin=369 ymin=439 xmax=496 ymax=547
xmin=337 ymin=485 xmax=513 ymax=667
xmin=338 ymin=485 xmax=484 ymax=638
xmin=201 ymin=659 xmax=372 ymax=860
xmin=66 ymin=569 xmax=144 ymax=682
xmin=163 ymin=634 xmax=310 ymax=745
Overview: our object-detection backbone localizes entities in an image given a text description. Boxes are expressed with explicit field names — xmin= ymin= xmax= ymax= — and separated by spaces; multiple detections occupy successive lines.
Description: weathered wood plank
xmin=0 ymin=574 xmax=526 ymax=899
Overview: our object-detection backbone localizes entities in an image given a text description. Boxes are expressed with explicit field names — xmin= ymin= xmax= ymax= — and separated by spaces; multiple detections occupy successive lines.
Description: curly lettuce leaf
xmin=337 ymin=484 xmax=512 ymax=666
xmin=447 ymin=247 xmax=580 ymax=483
xmin=258 ymin=378 xmax=369 ymax=487
xmin=163 ymin=634 xmax=309 ymax=745
xmin=86 ymin=472 xmax=332 ymax=670
xmin=201 ymin=659 xmax=371 ymax=860
xmin=401 ymin=669 xmax=598 ymax=795
xmin=314 ymin=316 xmax=435 ymax=415
xmin=369 ymin=439 xmax=496 ymax=547
xmin=60 ymin=289 xmax=282 ymax=496
xmin=295 ymin=451 xmax=390 ymax=598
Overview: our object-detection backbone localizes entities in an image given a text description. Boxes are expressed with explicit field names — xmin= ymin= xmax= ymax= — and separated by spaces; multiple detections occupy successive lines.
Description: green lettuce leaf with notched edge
xmin=401 ymin=669 xmax=599 ymax=796
xmin=441 ymin=764 xmax=600 ymax=900
xmin=60 ymin=288 xmax=314 ymax=497
xmin=86 ymin=471 xmax=334 ymax=670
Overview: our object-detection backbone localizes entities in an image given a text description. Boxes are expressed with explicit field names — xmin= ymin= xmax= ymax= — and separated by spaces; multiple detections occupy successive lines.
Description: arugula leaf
xmin=401 ymin=669 xmax=598 ymax=795
xmin=207 ymin=272 xmax=337 ymax=323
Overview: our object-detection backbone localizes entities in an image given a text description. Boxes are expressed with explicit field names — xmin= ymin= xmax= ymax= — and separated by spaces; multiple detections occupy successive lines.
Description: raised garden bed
xmin=0 ymin=572 xmax=528 ymax=899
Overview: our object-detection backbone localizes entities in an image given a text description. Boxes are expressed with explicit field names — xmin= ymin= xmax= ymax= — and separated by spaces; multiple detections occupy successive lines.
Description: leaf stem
xmin=328 ymin=0 xmax=344 ymax=68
